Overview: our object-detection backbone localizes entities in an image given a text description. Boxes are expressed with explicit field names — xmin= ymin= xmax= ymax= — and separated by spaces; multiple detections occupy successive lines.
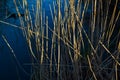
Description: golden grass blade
xmin=115 ymin=63 xmax=118 ymax=80
xmin=75 ymin=12 xmax=96 ymax=54
xmin=57 ymin=0 xmax=61 ymax=79
xmin=99 ymin=41 xmax=120 ymax=66
xmin=118 ymin=41 xmax=120 ymax=52
xmin=87 ymin=55 xmax=97 ymax=80
xmin=0 ymin=20 xmax=25 ymax=30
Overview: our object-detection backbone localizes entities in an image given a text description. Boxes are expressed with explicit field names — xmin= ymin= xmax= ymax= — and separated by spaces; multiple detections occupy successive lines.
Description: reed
xmin=0 ymin=0 xmax=119 ymax=80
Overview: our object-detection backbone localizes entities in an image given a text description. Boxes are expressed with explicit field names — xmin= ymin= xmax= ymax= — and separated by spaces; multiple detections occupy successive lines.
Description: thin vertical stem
xmin=57 ymin=0 xmax=61 ymax=80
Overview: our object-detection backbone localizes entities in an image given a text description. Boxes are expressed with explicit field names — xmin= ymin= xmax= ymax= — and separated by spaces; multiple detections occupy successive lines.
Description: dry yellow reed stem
xmin=93 ymin=0 xmax=97 ymax=33
xmin=118 ymin=41 xmax=120 ymax=52
xmin=0 ymin=20 xmax=24 ymax=30
xmin=75 ymin=12 xmax=96 ymax=54
xmin=57 ymin=0 xmax=61 ymax=79
xmin=87 ymin=55 xmax=97 ymax=80
xmin=99 ymin=41 xmax=120 ymax=66
xmin=115 ymin=62 xmax=118 ymax=80
xmin=13 ymin=0 xmax=25 ymax=28
xmin=108 ymin=11 xmax=120 ymax=44
xmin=46 ymin=16 xmax=48 ymax=55
xmin=41 ymin=27 xmax=44 ymax=64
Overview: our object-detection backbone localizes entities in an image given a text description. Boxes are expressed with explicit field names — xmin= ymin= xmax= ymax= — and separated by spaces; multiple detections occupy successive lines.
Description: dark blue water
xmin=0 ymin=0 xmax=52 ymax=80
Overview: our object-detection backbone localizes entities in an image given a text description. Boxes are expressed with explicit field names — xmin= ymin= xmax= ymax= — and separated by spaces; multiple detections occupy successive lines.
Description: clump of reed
xmin=1 ymin=0 xmax=120 ymax=80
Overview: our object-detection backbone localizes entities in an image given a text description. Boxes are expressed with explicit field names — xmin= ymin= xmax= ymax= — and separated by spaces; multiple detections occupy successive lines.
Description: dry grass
xmin=0 ymin=0 xmax=120 ymax=80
